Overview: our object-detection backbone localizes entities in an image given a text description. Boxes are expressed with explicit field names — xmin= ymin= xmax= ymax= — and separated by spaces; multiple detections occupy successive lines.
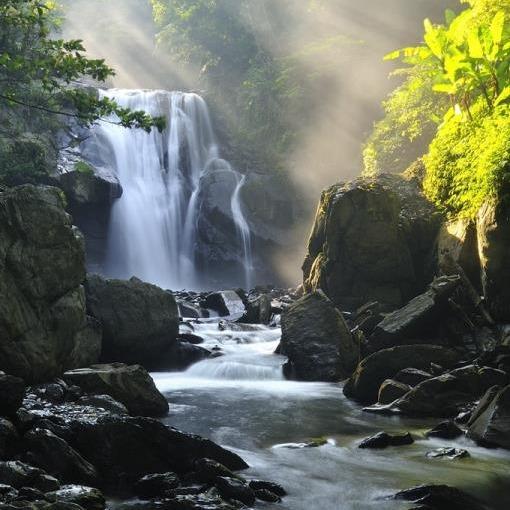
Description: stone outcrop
xmin=0 ymin=185 xmax=101 ymax=382
xmin=343 ymin=345 xmax=462 ymax=404
xmin=370 ymin=275 xmax=461 ymax=351
xmin=63 ymin=364 xmax=169 ymax=417
xmin=303 ymin=173 xmax=442 ymax=310
xmin=84 ymin=275 xmax=179 ymax=367
xmin=279 ymin=290 xmax=358 ymax=381
xmin=467 ymin=384 xmax=510 ymax=449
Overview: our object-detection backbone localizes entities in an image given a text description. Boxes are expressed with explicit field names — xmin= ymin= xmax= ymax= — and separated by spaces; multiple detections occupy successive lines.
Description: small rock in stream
xmin=426 ymin=421 xmax=463 ymax=440
xmin=358 ymin=432 xmax=414 ymax=449
xmin=426 ymin=448 xmax=470 ymax=460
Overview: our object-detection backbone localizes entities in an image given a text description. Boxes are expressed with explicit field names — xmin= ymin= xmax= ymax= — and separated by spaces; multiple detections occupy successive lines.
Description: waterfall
xmin=91 ymin=89 xmax=253 ymax=290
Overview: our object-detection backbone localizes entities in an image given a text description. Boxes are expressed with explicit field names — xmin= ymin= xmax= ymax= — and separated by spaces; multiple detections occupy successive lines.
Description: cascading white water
xmin=92 ymin=89 xmax=253 ymax=290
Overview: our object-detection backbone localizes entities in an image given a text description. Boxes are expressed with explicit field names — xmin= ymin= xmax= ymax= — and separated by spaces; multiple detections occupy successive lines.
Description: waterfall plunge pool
xmin=153 ymin=320 xmax=510 ymax=510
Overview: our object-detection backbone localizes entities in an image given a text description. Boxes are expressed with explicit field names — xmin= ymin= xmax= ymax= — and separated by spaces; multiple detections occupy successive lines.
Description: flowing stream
xmin=92 ymin=89 xmax=253 ymax=290
xmin=153 ymin=319 xmax=510 ymax=510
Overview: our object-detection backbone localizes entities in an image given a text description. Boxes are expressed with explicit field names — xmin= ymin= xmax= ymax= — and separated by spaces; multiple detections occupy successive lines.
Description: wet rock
xmin=248 ymin=480 xmax=286 ymax=497
xmin=426 ymin=448 xmax=469 ymax=460
xmin=215 ymin=477 xmax=255 ymax=506
xmin=158 ymin=492 xmax=243 ymax=510
xmin=76 ymin=395 xmax=128 ymax=416
xmin=23 ymin=428 xmax=98 ymax=486
xmin=178 ymin=302 xmax=203 ymax=319
xmin=32 ymin=383 xmax=66 ymax=405
xmin=392 ymin=484 xmax=486 ymax=510
xmin=48 ymin=485 xmax=105 ymax=510
xmin=358 ymin=431 xmax=413 ymax=449
xmin=240 ymin=294 xmax=272 ymax=325
xmin=370 ymin=275 xmax=461 ymax=351
xmin=84 ymin=275 xmax=179 ymax=367
xmin=0 ymin=461 xmax=59 ymax=492
xmin=0 ymin=420 xmax=19 ymax=460
xmin=201 ymin=291 xmax=245 ymax=318
xmin=0 ymin=484 xmax=18 ymax=503
xmin=343 ymin=345 xmax=462 ymax=404
xmin=154 ymin=343 xmax=210 ymax=371
xmin=194 ymin=458 xmax=241 ymax=484
xmin=391 ymin=365 xmax=508 ymax=417
xmin=279 ymin=290 xmax=358 ymax=382
xmin=177 ymin=334 xmax=205 ymax=345
xmin=353 ymin=302 xmax=384 ymax=336
xmin=253 ymin=488 xmax=281 ymax=502
xmin=68 ymin=416 xmax=248 ymax=488
xmin=378 ymin=379 xmax=411 ymax=404
xmin=16 ymin=486 xmax=47 ymax=502
xmin=303 ymin=174 xmax=441 ymax=310
xmin=0 ymin=185 xmax=96 ymax=383
xmin=467 ymin=384 xmax=510 ymax=449
xmin=63 ymin=363 xmax=168 ymax=417
xmin=426 ymin=421 xmax=463 ymax=440
xmin=0 ymin=374 xmax=26 ymax=418
xmin=134 ymin=473 xmax=180 ymax=498
xmin=394 ymin=368 xmax=433 ymax=387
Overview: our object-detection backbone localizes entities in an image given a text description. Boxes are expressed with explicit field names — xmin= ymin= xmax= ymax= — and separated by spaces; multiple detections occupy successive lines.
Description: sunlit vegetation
xmin=365 ymin=0 xmax=510 ymax=218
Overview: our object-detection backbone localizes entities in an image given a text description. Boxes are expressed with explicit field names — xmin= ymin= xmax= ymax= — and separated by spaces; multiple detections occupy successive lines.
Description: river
xmin=153 ymin=319 xmax=510 ymax=510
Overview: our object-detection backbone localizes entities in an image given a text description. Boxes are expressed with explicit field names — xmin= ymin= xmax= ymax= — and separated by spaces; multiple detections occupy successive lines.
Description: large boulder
xmin=68 ymin=416 xmax=248 ymax=488
xmin=63 ymin=363 xmax=169 ymax=417
xmin=370 ymin=275 xmax=461 ymax=351
xmin=343 ymin=345 xmax=463 ymax=404
xmin=386 ymin=365 xmax=508 ymax=418
xmin=84 ymin=275 xmax=179 ymax=367
xmin=467 ymin=385 xmax=510 ymax=449
xmin=0 ymin=185 xmax=100 ymax=382
xmin=23 ymin=428 xmax=98 ymax=486
xmin=278 ymin=290 xmax=357 ymax=381
xmin=303 ymin=174 xmax=441 ymax=310
xmin=0 ymin=373 xmax=25 ymax=418
xmin=477 ymin=198 xmax=510 ymax=322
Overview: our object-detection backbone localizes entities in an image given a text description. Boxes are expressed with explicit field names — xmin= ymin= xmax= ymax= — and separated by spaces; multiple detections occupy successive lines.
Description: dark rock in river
xmin=134 ymin=472 xmax=180 ymax=498
xmin=201 ymin=291 xmax=245 ymax=318
xmin=63 ymin=363 xmax=169 ymax=417
xmin=426 ymin=448 xmax=469 ymax=460
xmin=0 ymin=419 xmax=19 ymax=460
xmin=23 ymin=428 xmax=98 ymax=486
xmin=467 ymin=384 xmax=510 ymax=449
xmin=303 ymin=173 xmax=441 ymax=310
xmin=248 ymin=480 xmax=286 ymax=497
xmin=85 ymin=275 xmax=179 ymax=367
xmin=358 ymin=431 xmax=413 ymax=449
xmin=68 ymin=416 xmax=248 ymax=488
xmin=215 ymin=477 xmax=255 ymax=506
xmin=377 ymin=379 xmax=411 ymax=405
xmin=343 ymin=345 xmax=462 ymax=404
xmin=48 ymin=485 xmax=105 ymax=510
xmin=393 ymin=368 xmax=433 ymax=387
xmin=76 ymin=395 xmax=128 ymax=416
xmin=385 ymin=365 xmax=507 ymax=418
xmin=426 ymin=421 xmax=463 ymax=440
xmin=0 ymin=373 xmax=25 ymax=418
xmin=0 ymin=185 xmax=100 ymax=382
xmin=279 ymin=290 xmax=358 ymax=382
xmin=240 ymin=294 xmax=272 ymax=325
xmin=392 ymin=484 xmax=487 ymax=510
xmin=0 ymin=461 xmax=58 ymax=491
xmin=370 ymin=275 xmax=461 ymax=351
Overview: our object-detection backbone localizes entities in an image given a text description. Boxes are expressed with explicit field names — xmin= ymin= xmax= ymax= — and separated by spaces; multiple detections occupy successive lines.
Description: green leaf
xmin=491 ymin=11 xmax=506 ymax=46
xmin=467 ymin=29 xmax=484 ymax=58
xmin=495 ymin=86 xmax=510 ymax=106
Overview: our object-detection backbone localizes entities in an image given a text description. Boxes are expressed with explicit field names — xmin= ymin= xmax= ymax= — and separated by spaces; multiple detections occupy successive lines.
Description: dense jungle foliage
xmin=0 ymin=0 xmax=162 ymax=186
xmin=365 ymin=0 xmax=510 ymax=218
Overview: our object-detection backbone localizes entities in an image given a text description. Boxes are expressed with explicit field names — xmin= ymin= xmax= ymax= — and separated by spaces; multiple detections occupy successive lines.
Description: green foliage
xmin=74 ymin=161 xmax=94 ymax=175
xmin=366 ymin=0 xmax=510 ymax=219
xmin=0 ymin=0 xmax=164 ymax=185
xmin=363 ymin=71 xmax=447 ymax=176
xmin=424 ymin=103 xmax=510 ymax=218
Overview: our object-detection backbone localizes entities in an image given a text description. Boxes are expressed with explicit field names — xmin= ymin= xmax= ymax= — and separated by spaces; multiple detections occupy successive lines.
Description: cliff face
xmin=302 ymin=173 xmax=442 ymax=310
xmin=0 ymin=185 xmax=100 ymax=382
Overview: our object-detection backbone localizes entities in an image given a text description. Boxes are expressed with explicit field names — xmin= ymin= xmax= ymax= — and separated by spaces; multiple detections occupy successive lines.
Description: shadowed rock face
xmin=303 ymin=173 xmax=442 ymax=311
xmin=0 ymin=185 xmax=100 ymax=382
xmin=279 ymin=290 xmax=358 ymax=382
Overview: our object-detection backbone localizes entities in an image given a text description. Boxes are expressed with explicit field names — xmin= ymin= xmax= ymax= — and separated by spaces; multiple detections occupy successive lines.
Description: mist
xmin=61 ymin=0 xmax=456 ymax=285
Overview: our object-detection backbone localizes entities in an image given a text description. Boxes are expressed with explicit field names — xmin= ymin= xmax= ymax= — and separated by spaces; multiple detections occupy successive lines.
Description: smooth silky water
xmin=153 ymin=320 xmax=510 ymax=510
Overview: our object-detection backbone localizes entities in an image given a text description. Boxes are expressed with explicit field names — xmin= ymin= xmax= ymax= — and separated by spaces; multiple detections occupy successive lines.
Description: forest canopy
xmin=364 ymin=0 xmax=510 ymax=219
